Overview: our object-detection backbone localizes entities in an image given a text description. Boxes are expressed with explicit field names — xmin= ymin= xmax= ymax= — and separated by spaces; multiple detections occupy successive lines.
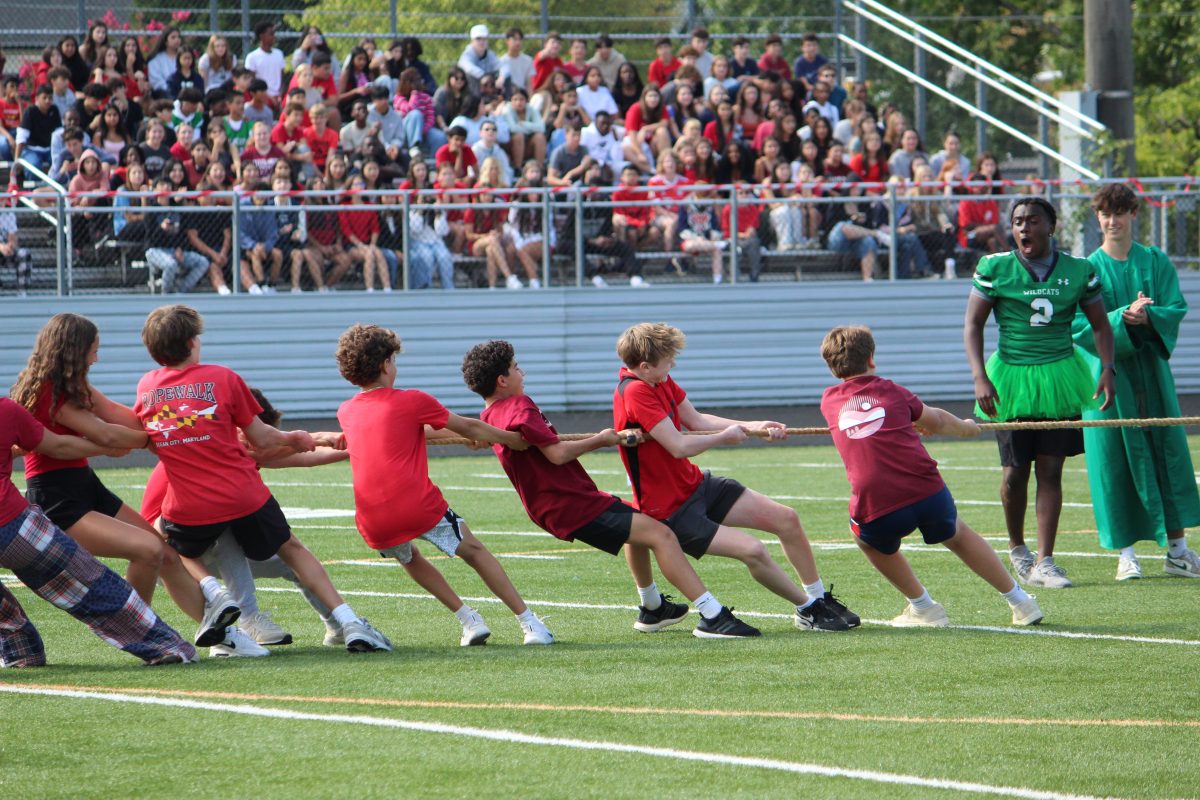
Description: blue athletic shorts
xmin=850 ymin=485 xmax=957 ymax=555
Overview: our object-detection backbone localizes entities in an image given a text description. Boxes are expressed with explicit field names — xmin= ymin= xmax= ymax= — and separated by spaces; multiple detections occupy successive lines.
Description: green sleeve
xmin=1082 ymin=260 xmax=1103 ymax=302
xmin=972 ymin=254 xmax=998 ymax=299
xmin=1143 ymin=247 xmax=1188 ymax=360
xmin=1073 ymin=305 xmax=1141 ymax=360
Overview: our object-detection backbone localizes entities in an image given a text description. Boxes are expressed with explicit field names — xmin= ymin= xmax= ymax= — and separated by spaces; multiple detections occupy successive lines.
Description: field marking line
xmin=23 ymin=683 xmax=1200 ymax=732
xmin=253 ymin=587 xmax=1200 ymax=648
xmin=0 ymin=684 xmax=1127 ymax=800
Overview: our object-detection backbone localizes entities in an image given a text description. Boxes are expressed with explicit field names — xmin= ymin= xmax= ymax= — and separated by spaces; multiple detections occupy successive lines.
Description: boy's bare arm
xmin=676 ymin=399 xmax=786 ymax=440
xmin=646 ymin=416 xmax=745 ymax=458
xmin=243 ymin=417 xmax=316 ymax=452
xmin=54 ymin=402 xmax=148 ymax=449
xmin=914 ymin=404 xmax=979 ymax=438
xmin=443 ymin=412 xmax=529 ymax=451
xmin=260 ymin=447 xmax=349 ymax=468
xmin=34 ymin=428 xmax=126 ymax=460
xmin=538 ymin=429 xmax=642 ymax=465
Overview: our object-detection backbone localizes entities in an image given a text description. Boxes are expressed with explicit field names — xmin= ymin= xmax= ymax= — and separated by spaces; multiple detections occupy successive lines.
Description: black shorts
xmin=25 ymin=467 xmax=124 ymax=530
xmin=161 ymin=495 xmax=291 ymax=560
xmin=568 ymin=498 xmax=635 ymax=555
xmin=996 ymin=418 xmax=1084 ymax=467
xmin=663 ymin=472 xmax=747 ymax=559
xmin=850 ymin=485 xmax=958 ymax=555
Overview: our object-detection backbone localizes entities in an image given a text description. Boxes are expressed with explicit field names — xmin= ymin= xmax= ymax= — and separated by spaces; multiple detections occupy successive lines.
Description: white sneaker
xmin=263 ymin=285 xmax=277 ymax=294
xmin=240 ymin=610 xmax=293 ymax=645
xmin=322 ymin=620 xmax=344 ymax=647
xmin=1010 ymin=595 xmax=1044 ymax=626
xmin=1009 ymin=545 xmax=1037 ymax=585
xmin=943 ymin=257 xmax=956 ymax=280
xmin=520 ymin=614 xmax=555 ymax=645
xmin=629 ymin=275 xmax=648 ymax=287
xmin=505 ymin=274 xmax=523 ymax=289
xmin=343 ymin=617 xmax=392 ymax=652
xmin=591 ymin=274 xmax=608 ymax=288
xmin=712 ymin=273 xmax=723 ymax=284
xmin=1164 ymin=548 xmax=1200 ymax=578
xmin=366 ymin=287 xmax=375 ymax=293
xmin=195 ymin=589 xmax=240 ymax=647
xmin=891 ymin=602 xmax=949 ymax=628
xmin=1116 ymin=553 xmax=1143 ymax=581
xmin=529 ymin=277 xmax=541 ymax=289
xmin=383 ymin=286 xmax=393 ymax=293
xmin=290 ymin=286 xmax=303 ymax=294
xmin=217 ymin=284 xmax=232 ymax=295
xmin=1027 ymin=557 xmax=1073 ymax=589
xmin=248 ymin=283 xmax=264 ymax=295
xmin=460 ymin=609 xmax=491 ymax=646
xmin=210 ymin=626 xmax=270 ymax=657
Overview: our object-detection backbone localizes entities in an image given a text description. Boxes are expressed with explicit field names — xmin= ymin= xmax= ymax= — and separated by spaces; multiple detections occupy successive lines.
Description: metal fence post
xmin=1038 ymin=99 xmax=1050 ymax=179
xmin=401 ymin=192 xmax=411 ymax=291
xmin=540 ymin=0 xmax=549 ymax=36
xmin=230 ymin=193 xmax=242 ymax=294
xmin=854 ymin=12 xmax=867 ymax=81
xmin=685 ymin=0 xmax=697 ymax=33
xmin=834 ymin=0 xmax=844 ymax=82
xmin=390 ymin=0 xmax=398 ymax=38
xmin=210 ymin=0 xmax=219 ymax=37
xmin=241 ymin=0 xmax=252 ymax=61
xmin=54 ymin=194 xmax=67 ymax=296
xmin=975 ymin=81 xmax=988 ymax=156
xmin=913 ymin=32 xmax=926 ymax=140
xmin=541 ymin=190 xmax=552 ymax=286
xmin=886 ymin=181 xmax=897 ymax=280
xmin=573 ymin=188 xmax=584 ymax=287
xmin=77 ymin=0 xmax=86 ymax=34
xmin=728 ymin=188 xmax=739 ymax=284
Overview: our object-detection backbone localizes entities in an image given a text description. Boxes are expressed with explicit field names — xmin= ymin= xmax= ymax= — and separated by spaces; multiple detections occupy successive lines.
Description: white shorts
xmin=377 ymin=510 xmax=465 ymax=565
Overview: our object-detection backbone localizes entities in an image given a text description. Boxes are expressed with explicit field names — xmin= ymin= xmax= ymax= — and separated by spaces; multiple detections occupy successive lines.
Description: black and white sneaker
xmin=692 ymin=607 xmax=761 ymax=639
xmin=822 ymin=586 xmax=861 ymax=628
xmin=794 ymin=598 xmax=851 ymax=631
xmin=634 ymin=594 xmax=689 ymax=632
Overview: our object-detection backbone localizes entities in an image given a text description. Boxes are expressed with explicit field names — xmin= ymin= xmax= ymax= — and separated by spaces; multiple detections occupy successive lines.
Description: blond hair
xmin=616 ymin=323 xmax=686 ymax=367
xmin=820 ymin=325 xmax=875 ymax=378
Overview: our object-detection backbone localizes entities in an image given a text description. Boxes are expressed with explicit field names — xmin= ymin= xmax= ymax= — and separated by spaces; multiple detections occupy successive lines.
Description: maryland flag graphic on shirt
xmin=146 ymin=401 xmax=219 ymax=440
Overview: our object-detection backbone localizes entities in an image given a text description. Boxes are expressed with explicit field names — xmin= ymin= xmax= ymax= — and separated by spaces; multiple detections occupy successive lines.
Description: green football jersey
xmin=972 ymin=250 xmax=1102 ymax=365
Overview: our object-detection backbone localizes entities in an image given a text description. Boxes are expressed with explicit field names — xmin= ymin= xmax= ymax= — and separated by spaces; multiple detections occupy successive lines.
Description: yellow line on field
xmin=29 ymin=684 xmax=1200 ymax=730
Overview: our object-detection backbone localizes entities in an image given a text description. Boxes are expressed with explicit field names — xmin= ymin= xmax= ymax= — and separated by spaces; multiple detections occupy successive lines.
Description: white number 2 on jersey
xmin=1029 ymin=298 xmax=1054 ymax=326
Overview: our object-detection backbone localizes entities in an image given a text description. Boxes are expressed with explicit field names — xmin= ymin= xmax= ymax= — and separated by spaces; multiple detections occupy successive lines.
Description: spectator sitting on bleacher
xmin=848 ymin=128 xmax=888 ymax=193
xmin=393 ymin=68 xmax=438 ymax=155
xmin=793 ymin=33 xmax=827 ymax=90
xmin=113 ymin=161 xmax=147 ymax=240
xmin=339 ymin=174 xmax=391 ymax=291
xmin=580 ymin=111 xmax=623 ymax=184
xmin=431 ymin=161 xmax=468 ymax=254
xmin=505 ymin=160 xmax=550 ymax=287
xmin=459 ymin=24 xmax=501 ymax=95
xmin=547 ymin=123 xmax=592 ymax=187
xmin=291 ymin=25 xmax=340 ymax=83
xmin=586 ymin=35 xmax=626 ymax=90
xmin=184 ymin=182 xmax=233 ymax=295
xmin=577 ymin=66 xmax=617 ymax=123
xmin=406 ymin=176 xmax=456 ymax=290
xmin=59 ymin=33 xmax=89 ymax=88
xmin=396 ymin=37 xmax=437 ymax=95
xmin=824 ymin=181 xmax=888 ymax=281
xmin=268 ymin=172 xmax=312 ymax=293
xmin=198 ymin=35 xmax=237 ymax=90
xmin=531 ymin=31 xmax=564 ymax=92
xmin=612 ymin=164 xmax=656 ymax=251
xmin=435 ymin=125 xmax=478 ymax=185
xmin=887 ymin=129 xmax=927 ymax=181
xmin=245 ymin=22 xmax=285 ymax=106
xmin=168 ymin=122 xmax=194 ymax=162
xmin=337 ymin=47 xmax=374 ymax=120
xmin=309 ymin=53 xmax=342 ymax=109
xmin=675 ymin=185 xmax=723 ymax=280
xmin=94 ymin=104 xmax=130 ymax=163
xmin=51 ymin=127 xmax=93 ymax=185
xmin=693 ymin=137 xmax=717 ymax=182
xmin=220 ymin=91 xmax=252 ymax=157
xmin=757 ymin=34 xmax=792 ymax=82
xmin=561 ymin=37 xmax=589 ymax=83
xmin=117 ymin=37 xmax=148 ymax=94
xmin=499 ymin=27 xmax=533 ymax=96
xmin=146 ymin=27 xmax=182 ymax=97
xmin=242 ymin=121 xmax=287 ymax=180
xmin=790 ymin=137 xmax=822 ymax=180
xmin=714 ymin=139 xmax=751 ymax=183
xmin=766 ymin=160 xmax=821 ymax=249
xmin=73 ymin=82 xmax=109 ymax=136
xmin=244 ymin=79 xmax=276 ymax=126
xmin=302 ymin=103 xmax=339 ymax=176
xmin=0 ymin=76 xmax=22 ymax=161
xmin=239 ymin=180 xmax=282 ymax=293
xmin=705 ymin=57 xmax=740 ymax=101
xmin=47 ymin=67 xmax=75 ymax=121
xmin=272 ymin=103 xmax=314 ymax=180
xmin=647 ymin=37 xmax=680 ymax=88
xmin=928 ymin=130 xmax=971 ymax=180
xmin=201 ymin=158 xmax=230 ymax=190
xmin=906 ymin=162 xmax=957 ymax=279
xmin=466 ymin=157 xmax=523 ymax=289
xmin=300 ymin=174 xmax=348 ymax=290
xmin=167 ymin=48 xmax=204 ymax=99
xmin=339 ymin=98 xmax=371 ymax=158
xmin=366 ymin=85 xmax=408 ymax=164
xmin=324 ymin=151 xmax=350 ymax=190
xmin=574 ymin=161 xmax=642 ymax=287
xmin=648 ymin=150 xmax=689 ymax=251
xmin=0 ymin=206 xmax=31 ymax=296
xmin=822 ymin=140 xmax=851 ymax=179
xmin=183 ymin=140 xmax=212 ymax=187
xmin=144 ymin=177 xmax=209 ymax=293
xmin=612 ymin=61 xmax=643 ymax=119
xmin=67 ymin=149 xmax=111 ymax=251
xmin=956 ymin=152 xmax=1006 ymax=254
xmin=161 ymin=158 xmax=188 ymax=191
xmin=754 ymin=136 xmax=784 ymax=182
xmin=720 ymin=183 xmax=763 ymax=282
xmin=501 ymin=88 xmax=546 ymax=169
xmin=434 ymin=68 xmax=470 ymax=131
xmin=472 ymin=119 xmax=513 ymax=186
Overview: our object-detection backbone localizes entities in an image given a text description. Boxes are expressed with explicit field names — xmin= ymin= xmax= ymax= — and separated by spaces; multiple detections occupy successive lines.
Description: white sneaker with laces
xmin=195 ymin=588 xmax=240 ymax=647
xmin=460 ymin=610 xmax=491 ymax=646
xmin=520 ymin=614 xmax=555 ymax=645
xmin=1009 ymin=545 xmax=1037 ymax=585
xmin=1164 ymin=548 xmax=1200 ymax=578
xmin=240 ymin=610 xmax=293 ymax=645
xmin=1116 ymin=553 xmax=1143 ymax=581
xmin=529 ymin=277 xmax=541 ymax=289
xmin=629 ymin=275 xmax=648 ymax=287
xmin=210 ymin=626 xmax=270 ymax=657
xmin=891 ymin=602 xmax=949 ymax=627
xmin=322 ymin=620 xmax=344 ymax=647
xmin=591 ymin=274 xmax=608 ymax=288
xmin=1010 ymin=596 xmax=1044 ymax=626
xmin=505 ymin=274 xmax=523 ymax=289
xmin=343 ymin=617 xmax=392 ymax=652
xmin=1027 ymin=557 xmax=1073 ymax=589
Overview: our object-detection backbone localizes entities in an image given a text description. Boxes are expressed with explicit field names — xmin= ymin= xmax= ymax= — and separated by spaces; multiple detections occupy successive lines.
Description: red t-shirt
xmin=721 ymin=202 xmax=761 ymax=236
xmin=848 ymin=154 xmax=888 ymax=192
xmin=432 ymin=178 xmax=468 ymax=222
xmin=1 ymin=398 xmax=45 ymax=526
xmin=957 ymin=197 xmax=1001 ymax=247
xmin=240 ymin=144 xmax=288 ymax=178
xmin=134 ymin=363 xmax=270 ymax=526
xmin=0 ymin=98 xmax=22 ymax=131
xmin=141 ymin=461 xmax=168 ymax=522
xmin=270 ymin=121 xmax=304 ymax=149
xmin=612 ymin=186 xmax=652 ymax=226
xmin=612 ymin=367 xmax=702 ymax=519
xmin=532 ymin=54 xmax=564 ymax=91
xmin=820 ymin=375 xmax=944 ymax=524
xmin=22 ymin=382 xmax=88 ymax=478
xmin=480 ymin=394 xmax=618 ymax=539
xmin=302 ymin=126 xmax=339 ymax=170
xmin=338 ymin=206 xmax=380 ymax=242
xmin=647 ymin=58 xmax=681 ymax=88
xmin=648 ymin=174 xmax=691 ymax=214
xmin=435 ymin=144 xmax=477 ymax=180
xmin=337 ymin=388 xmax=451 ymax=548
xmin=757 ymin=54 xmax=792 ymax=81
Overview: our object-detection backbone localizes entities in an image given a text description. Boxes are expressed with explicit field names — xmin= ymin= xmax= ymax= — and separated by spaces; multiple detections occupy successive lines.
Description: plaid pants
xmin=0 ymin=505 xmax=196 ymax=667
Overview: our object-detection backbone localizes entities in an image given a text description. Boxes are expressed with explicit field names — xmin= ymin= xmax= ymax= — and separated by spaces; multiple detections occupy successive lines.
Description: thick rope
xmin=426 ymin=416 xmax=1200 ymax=446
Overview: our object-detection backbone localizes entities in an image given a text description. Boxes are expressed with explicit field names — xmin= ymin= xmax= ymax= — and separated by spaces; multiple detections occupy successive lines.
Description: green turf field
xmin=3 ymin=439 xmax=1198 ymax=800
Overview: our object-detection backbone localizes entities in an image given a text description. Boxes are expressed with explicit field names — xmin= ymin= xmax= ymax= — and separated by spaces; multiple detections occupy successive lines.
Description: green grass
xmin=3 ymin=439 xmax=1200 ymax=799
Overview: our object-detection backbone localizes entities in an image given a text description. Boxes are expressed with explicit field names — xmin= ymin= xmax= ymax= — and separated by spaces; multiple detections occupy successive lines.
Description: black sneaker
xmin=634 ymin=594 xmax=689 ymax=632
xmin=794 ymin=598 xmax=851 ymax=631
xmin=692 ymin=607 xmax=761 ymax=638
xmin=822 ymin=586 xmax=861 ymax=628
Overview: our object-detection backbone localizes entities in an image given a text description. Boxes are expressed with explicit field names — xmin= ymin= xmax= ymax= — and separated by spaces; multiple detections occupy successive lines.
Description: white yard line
xmin=0 ymin=685 xmax=1123 ymax=800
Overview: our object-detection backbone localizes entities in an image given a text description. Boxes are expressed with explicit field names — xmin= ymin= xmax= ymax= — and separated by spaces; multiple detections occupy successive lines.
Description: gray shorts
xmin=378 ymin=510 xmax=465 ymax=565
xmin=663 ymin=472 xmax=747 ymax=559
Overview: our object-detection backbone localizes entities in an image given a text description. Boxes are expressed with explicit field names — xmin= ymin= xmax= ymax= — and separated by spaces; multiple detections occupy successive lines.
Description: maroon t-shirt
xmin=612 ymin=367 xmax=703 ymax=519
xmin=481 ymin=394 xmax=618 ymax=539
xmin=1 ymin=398 xmax=46 ymax=525
xmin=820 ymin=375 xmax=945 ymax=524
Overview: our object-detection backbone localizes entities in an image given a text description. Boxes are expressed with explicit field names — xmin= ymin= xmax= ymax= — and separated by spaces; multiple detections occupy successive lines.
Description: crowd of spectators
xmin=0 ymin=23 xmax=1021 ymax=293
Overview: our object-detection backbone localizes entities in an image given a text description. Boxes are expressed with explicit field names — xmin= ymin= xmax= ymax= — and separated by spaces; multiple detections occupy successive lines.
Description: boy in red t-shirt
xmin=335 ymin=324 xmax=554 ymax=647
xmin=613 ymin=323 xmax=856 ymax=632
xmin=134 ymin=304 xmax=392 ymax=653
xmin=612 ymin=165 xmax=657 ymax=250
xmin=463 ymin=340 xmax=758 ymax=638
xmin=818 ymin=325 xmax=1044 ymax=627
xmin=647 ymin=37 xmax=681 ymax=88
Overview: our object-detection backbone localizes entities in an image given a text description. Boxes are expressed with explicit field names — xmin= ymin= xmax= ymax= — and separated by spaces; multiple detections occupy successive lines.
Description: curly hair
xmin=249 ymin=387 xmax=281 ymax=427
xmin=336 ymin=324 xmax=402 ymax=387
xmin=461 ymin=340 xmax=515 ymax=398
xmin=820 ymin=325 xmax=875 ymax=379
xmin=11 ymin=313 xmax=99 ymax=414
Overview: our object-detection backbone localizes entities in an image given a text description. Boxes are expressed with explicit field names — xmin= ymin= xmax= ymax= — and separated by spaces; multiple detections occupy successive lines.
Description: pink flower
xmin=171 ymin=10 xmax=191 ymax=22
xmin=145 ymin=19 xmax=164 ymax=32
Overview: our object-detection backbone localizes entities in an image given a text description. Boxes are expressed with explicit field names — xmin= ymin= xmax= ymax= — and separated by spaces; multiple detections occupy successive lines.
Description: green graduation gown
xmin=1071 ymin=241 xmax=1200 ymax=549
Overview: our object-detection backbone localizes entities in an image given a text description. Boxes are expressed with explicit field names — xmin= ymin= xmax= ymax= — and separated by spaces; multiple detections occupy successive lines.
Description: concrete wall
xmin=3 ymin=275 xmax=1200 ymax=417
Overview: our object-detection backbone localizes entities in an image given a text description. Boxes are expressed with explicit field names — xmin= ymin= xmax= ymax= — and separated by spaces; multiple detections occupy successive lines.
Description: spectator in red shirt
xmin=241 ymin=121 xmax=288 ymax=179
xmin=720 ymin=184 xmax=764 ymax=281
xmin=338 ymin=174 xmax=391 ymax=291
xmin=562 ymin=37 xmax=589 ymax=83
xmin=757 ymin=34 xmax=792 ymax=81
xmin=302 ymin=103 xmax=339 ymax=174
xmin=957 ymin=151 xmax=1005 ymax=252
xmin=0 ymin=77 xmax=22 ymax=160
xmin=848 ymin=128 xmax=888 ymax=194
xmin=435 ymin=125 xmax=478 ymax=185
xmin=647 ymin=37 xmax=681 ymax=88
xmin=271 ymin=102 xmax=313 ymax=178
xmin=612 ymin=164 xmax=657 ymax=250
xmin=531 ymin=32 xmax=564 ymax=92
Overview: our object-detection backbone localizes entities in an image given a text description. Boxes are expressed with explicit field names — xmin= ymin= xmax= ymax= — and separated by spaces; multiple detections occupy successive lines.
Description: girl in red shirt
xmin=338 ymin=175 xmax=390 ymax=291
xmin=848 ymin=129 xmax=889 ymax=194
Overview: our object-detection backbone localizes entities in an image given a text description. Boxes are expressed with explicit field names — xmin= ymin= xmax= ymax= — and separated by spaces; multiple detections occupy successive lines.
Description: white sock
xmin=330 ymin=603 xmax=357 ymax=627
xmin=1120 ymin=545 xmax=1137 ymax=559
xmin=693 ymin=592 xmax=722 ymax=620
xmin=802 ymin=579 xmax=826 ymax=599
xmin=796 ymin=595 xmax=817 ymax=611
xmin=1001 ymin=582 xmax=1031 ymax=605
xmin=1168 ymin=538 xmax=1188 ymax=558
xmin=637 ymin=583 xmax=662 ymax=610
xmin=516 ymin=609 xmax=537 ymax=625
xmin=454 ymin=605 xmax=474 ymax=624
xmin=198 ymin=576 xmax=222 ymax=604
xmin=909 ymin=589 xmax=935 ymax=610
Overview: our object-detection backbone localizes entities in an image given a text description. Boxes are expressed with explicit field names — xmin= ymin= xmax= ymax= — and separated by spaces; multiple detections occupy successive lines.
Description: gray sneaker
xmin=1164 ymin=548 xmax=1200 ymax=578
xmin=1009 ymin=546 xmax=1037 ymax=585
xmin=240 ymin=610 xmax=293 ymax=645
xmin=1027 ymin=557 xmax=1073 ymax=589
xmin=343 ymin=618 xmax=392 ymax=652
xmin=195 ymin=588 xmax=240 ymax=647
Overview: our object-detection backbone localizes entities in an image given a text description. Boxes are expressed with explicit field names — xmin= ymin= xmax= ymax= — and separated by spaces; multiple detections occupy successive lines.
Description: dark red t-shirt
xmin=1 ymin=398 xmax=45 ymax=525
xmin=22 ymin=382 xmax=88 ymax=478
xmin=820 ymin=374 xmax=945 ymax=523
xmin=481 ymin=394 xmax=619 ymax=538
xmin=134 ymin=362 xmax=270 ymax=526
xmin=612 ymin=367 xmax=702 ymax=519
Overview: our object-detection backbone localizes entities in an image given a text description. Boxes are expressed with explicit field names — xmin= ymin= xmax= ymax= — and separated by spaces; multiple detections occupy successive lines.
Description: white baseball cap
xmin=470 ymin=24 xmax=489 ymax=40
